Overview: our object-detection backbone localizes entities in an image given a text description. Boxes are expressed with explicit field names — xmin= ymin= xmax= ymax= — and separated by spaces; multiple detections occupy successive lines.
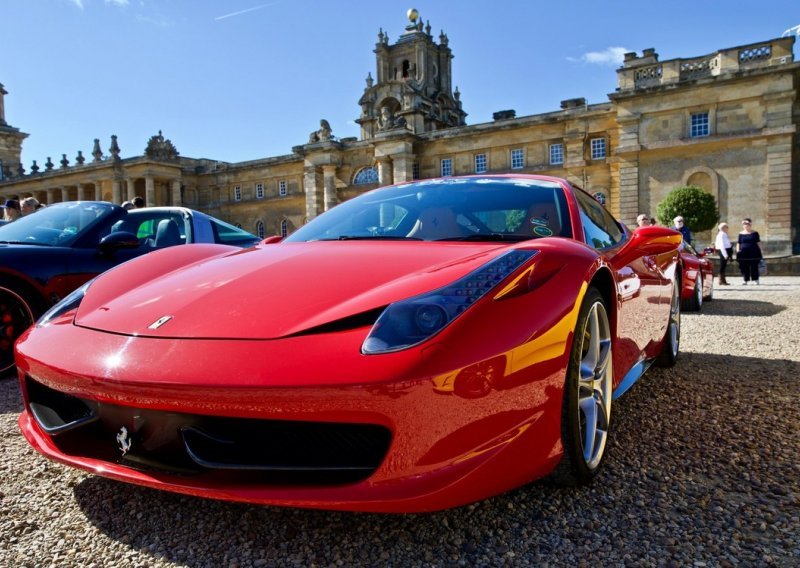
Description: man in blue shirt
xmin=672 ymin=216 xmax=693 ymax=244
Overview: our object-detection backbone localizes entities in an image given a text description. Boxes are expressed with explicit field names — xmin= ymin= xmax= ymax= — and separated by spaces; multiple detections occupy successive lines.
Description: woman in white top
xmin=714 ymin=222 xmax=733 ymax=285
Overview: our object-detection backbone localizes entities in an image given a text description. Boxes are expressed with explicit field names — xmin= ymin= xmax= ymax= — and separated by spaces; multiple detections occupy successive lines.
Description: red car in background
xmin=678 ymin=240 xmax=714 ymax=312
xmin=16 ymin=175 xmax=683 ymax=512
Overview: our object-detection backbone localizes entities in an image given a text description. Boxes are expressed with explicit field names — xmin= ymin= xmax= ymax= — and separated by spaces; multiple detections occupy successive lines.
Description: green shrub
xmin=656 ymin=186 xmax=719 ymax=232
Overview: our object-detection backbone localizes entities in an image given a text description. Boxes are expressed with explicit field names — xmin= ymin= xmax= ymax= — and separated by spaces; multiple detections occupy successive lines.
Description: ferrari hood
xmin=74 ymin=241 xmax=517 ymax=339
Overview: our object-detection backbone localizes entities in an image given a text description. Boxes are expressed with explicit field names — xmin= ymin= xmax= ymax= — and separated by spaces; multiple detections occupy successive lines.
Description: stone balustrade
xmin=618 ymin=37 xmax=795 ymax=92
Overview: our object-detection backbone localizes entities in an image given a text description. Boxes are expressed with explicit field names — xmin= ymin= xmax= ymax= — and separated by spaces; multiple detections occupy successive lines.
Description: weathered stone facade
xmin=1 ymin=14 xmax=798 ymax=254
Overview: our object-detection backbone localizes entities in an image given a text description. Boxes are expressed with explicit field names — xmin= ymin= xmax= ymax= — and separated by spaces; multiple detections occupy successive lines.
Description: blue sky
xmin=3 ymin=1 xmax=798 ymax=166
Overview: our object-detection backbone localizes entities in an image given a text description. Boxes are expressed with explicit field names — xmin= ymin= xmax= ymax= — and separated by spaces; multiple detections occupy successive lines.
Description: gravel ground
xmin=1 ymin=276 xmax=799 ymax=567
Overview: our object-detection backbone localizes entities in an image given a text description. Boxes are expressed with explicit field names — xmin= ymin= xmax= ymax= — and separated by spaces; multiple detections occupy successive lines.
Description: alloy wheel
xmin=577 ymin=301 xmax=613 ymax=469
xmin=0 ymin=287 xmax=34 ymax=373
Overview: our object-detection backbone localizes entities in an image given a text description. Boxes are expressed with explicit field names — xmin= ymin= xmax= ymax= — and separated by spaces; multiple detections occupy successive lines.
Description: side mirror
xmin=261 ymin=235 xmax=283 ymax=244
xmin=615 ymin=226 xmax=682 ymax=267
xmin=98 ymin=231 xmax=140 ymax=254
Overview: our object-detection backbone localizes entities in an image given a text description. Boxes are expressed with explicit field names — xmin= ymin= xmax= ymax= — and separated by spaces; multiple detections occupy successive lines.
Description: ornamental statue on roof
xmin=356 ymin=9 xmax=466 ymax=140
xmin=144 ymin=130 xmax=179 ymax=162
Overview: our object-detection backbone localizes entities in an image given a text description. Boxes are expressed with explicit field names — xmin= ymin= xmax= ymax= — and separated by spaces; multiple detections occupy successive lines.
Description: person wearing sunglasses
xmin=736 ymin=218 xmax=762 ymax=285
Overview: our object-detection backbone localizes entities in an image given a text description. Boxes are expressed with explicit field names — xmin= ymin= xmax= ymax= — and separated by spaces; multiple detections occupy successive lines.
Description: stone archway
xmin=683 ymin=166 xmax=719 ymax=202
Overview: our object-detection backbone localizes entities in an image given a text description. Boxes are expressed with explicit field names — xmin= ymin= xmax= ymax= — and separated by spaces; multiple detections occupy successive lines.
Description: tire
xmin=550 ymin=287 xmax=613 ymax=486
xmin=0 ymin=284 xmax=36 ymax=375
xmin=655 ymin=277 xmax=681 ymax=368
xmin=681 ymin=275 xmax=702 ymax=312
xmin=705 ymin=276 xmax=714 ymax=302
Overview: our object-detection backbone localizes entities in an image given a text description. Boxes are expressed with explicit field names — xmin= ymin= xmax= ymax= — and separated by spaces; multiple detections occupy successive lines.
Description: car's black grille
xmin=25 ymin=376 xmax=392 ymax=485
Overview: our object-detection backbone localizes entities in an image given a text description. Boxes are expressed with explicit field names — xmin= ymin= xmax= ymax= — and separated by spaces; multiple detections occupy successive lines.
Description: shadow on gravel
xmin=0 ymin=374 xmax=23 ymax=414
xmin=699 ymin=298 xmax=785 ymax=317
xmin=69 ymin=351 xmax=800 ymax=566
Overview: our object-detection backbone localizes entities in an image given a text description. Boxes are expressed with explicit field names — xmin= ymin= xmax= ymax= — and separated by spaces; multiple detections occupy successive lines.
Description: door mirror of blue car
xmin=98 ymin=231 xmax=140 ymax=254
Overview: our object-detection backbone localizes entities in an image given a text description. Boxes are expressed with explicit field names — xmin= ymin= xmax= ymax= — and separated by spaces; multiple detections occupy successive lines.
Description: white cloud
xmin=105 ymin=0 xmax=130 ymax=5
xmin=568 ymin=47 xmax=629 ymax=66
xmin=69 ymin=0 xmax=85 ymax=9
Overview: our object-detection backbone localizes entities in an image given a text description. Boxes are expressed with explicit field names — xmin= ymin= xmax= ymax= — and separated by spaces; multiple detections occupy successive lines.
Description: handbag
xmin=758 ymin=259 xmax=767 ymax=276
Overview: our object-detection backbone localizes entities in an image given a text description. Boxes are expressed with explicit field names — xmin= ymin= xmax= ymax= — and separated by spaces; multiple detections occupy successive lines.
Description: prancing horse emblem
xmin=116 ymin=426 xmax=132 ymax=456
xmin=148 ymin=315 xmax=173 ymax=330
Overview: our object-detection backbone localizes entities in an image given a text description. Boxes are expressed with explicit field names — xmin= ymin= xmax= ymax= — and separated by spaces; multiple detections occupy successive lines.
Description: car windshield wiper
xmin=435 ymin=233 xmax=533 ymax=242
xmin=316 ymin=235 xmax=423 ymax=241
xmin=0 ymin=240 xmax=52 ymax=246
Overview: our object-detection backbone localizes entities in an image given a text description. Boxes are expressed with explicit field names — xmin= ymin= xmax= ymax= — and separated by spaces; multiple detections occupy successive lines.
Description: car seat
xmin=154 ymin=219 xmax=182 ymax=247
xmin=407 ymin=208 xmax=466 ymax=240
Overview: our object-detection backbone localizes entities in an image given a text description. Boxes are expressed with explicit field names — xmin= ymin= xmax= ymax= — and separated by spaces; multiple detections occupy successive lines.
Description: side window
xmin=210 ymin=218 xmax=258 ymax=247
xmin=574 ymin=190 xmax=623 ymax=250
xmin=117 ymin=212 xmax=187 ymax=248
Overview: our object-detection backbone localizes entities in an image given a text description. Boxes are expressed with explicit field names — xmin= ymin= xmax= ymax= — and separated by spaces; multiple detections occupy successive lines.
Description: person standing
xmin=737 ymin=218 xmax=762 ymax=285
xmin=636 ymin=214 xmax=651 ymax=227
xmin=672 ymin=216 xmax=693 ymax=244
xmin=714 ymin=222 xmax=733 ymax=285
xmin=20 ymin=197 xmax=40 ymax=216
xmin=2 ymin=199 xmax=21 ymax=222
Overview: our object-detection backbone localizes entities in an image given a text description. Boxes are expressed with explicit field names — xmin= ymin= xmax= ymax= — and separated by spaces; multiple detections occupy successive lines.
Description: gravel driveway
xmin=2 ymin=276 xmax=799 ymax=567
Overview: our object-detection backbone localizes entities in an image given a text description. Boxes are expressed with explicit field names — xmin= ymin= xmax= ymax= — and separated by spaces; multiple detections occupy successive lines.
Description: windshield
xmin=0 ymin=202 xmax=118 ymax=246
xmin=285 ymin=177 xmax=573 ymax=243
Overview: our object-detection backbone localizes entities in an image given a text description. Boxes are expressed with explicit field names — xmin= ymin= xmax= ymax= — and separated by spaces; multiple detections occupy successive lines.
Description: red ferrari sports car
xmin=678 ymin=240 xmax=714 ymax=312
xmin=16 ymin=175 xmax=683 ymax=512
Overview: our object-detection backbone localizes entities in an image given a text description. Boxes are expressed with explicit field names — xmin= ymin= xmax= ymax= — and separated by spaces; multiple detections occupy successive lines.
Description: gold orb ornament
xmin=407 ymin=8 xmax=419 ymax=22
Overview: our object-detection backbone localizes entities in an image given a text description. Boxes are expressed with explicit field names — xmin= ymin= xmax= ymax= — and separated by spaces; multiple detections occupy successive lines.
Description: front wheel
xmin=682 ymin=275 xmax=702 ymax=312
xmin=0 ymin=285 xmax=35 ymax=375
xmin=655 ymin=278 xmax=681 ymax=368
xmin=550 ymin=287 xmax=613 ymax=486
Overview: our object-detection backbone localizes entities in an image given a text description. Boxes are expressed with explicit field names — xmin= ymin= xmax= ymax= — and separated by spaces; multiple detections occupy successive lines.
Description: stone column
xmin=392 ymin=153 xmax=415 ymax=184
xmin=322 ymin=165 xmax=338 ymax=211
xmin=145 ymin=176 xmax=156 ymax=207
xmin=112 ymin=179 xmax=122 ymax=204
xmin=616 ymin=158 xmax=640 ymax=226
xmin=303 ymin=166 xmax=323 ymax=221
xmin=613 ymin=115 xmax=642 ymax=223
xmin=46 ymin=188 xmax=56 ymax=205
xmin=377 ymin=157 xmax=393 ymax=186
xmin=76 ymin=183 xmax=87 ymax=201
xmin=127 ymin=178 xmax=137 ymax=202
xmin=765 ymin=138 xmax=793 ymax=255
xmin=171 ymin=180 xmax=182 ymax=206
xmin=60 ymin=186 xmax=69 ymax=201
xmin=94 ymin=181 xmax=103 ymax=200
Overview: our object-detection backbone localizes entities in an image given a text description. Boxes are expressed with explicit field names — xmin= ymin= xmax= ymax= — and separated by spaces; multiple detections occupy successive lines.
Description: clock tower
xmin=357 ymin=9 xmax=467 ymax=139
xmin=0 ymin=83 xmax=28 ymax=180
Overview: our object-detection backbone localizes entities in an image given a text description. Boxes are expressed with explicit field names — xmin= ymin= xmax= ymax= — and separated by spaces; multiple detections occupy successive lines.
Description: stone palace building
xmin=1 ymin=12 xmax=798 ymax=255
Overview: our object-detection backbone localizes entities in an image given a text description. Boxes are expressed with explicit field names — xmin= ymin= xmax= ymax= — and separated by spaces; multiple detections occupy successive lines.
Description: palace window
xmin=279 ymin=180 xmax=287 ymax=196
xmin=549 ymin=143 xmax=564 ymax=165
xmin=690 ymin=112 xmax=710 ymax=137
xmin=412 ymin=162 xmax=420 ymax=180
xmin=510 ymin=148 xmax=524 ymax=170
xmin=281 ymin=219 xmax=288 ymax=237
xmin=233 ymin=185 xmax=241 ymax=201
xmin=590 ymin=138 xmax=606 ymax=160
xmin=474 ymin=153 xmax=487 ymax=174
xmin=256 ymin=221 xmax=265 ymax=239
xmin=256 ymin=183 xmax=264 ymax=199
xmin=441 ymin=158 xmax=453 ymax=177
xmin=353 ymin=166 xmax=379 ymax=185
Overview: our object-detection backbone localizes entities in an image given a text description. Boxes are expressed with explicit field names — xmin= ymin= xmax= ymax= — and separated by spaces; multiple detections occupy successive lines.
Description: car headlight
xmin=37 ymin=279 xmax=94 ymax=327
xmin=362 ymin=250 xmax=537 ymax=354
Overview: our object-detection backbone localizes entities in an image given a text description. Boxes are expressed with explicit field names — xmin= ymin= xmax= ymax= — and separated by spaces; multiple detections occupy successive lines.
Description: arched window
xmin=256 ymin=221 xmax=265 ymax=239
xmin=280 ymin=219 xmax=288 ymax=238
xmin=353 ymin=166 xmax=379 ymax=185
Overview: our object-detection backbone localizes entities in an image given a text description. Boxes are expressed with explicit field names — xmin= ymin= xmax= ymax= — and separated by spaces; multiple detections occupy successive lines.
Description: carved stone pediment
xmin=144 ymin=130 xmax=179 ymax=162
